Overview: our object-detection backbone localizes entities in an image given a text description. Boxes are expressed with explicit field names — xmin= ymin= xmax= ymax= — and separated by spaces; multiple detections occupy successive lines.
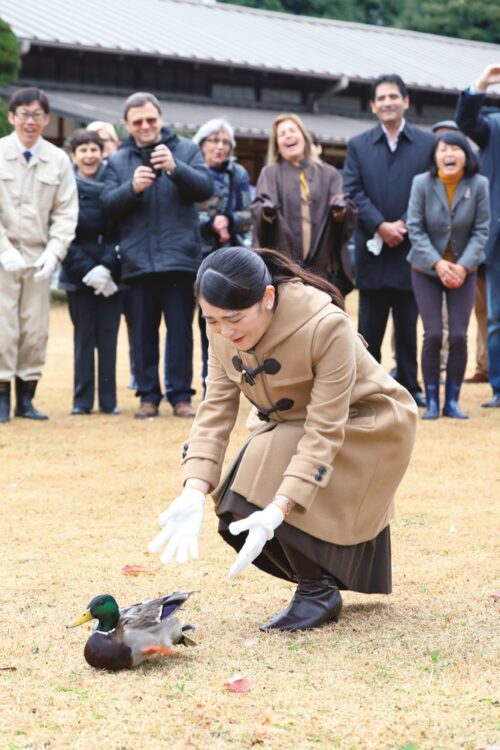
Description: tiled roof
xmin=3 ymin=0 xmax=500 ymax=93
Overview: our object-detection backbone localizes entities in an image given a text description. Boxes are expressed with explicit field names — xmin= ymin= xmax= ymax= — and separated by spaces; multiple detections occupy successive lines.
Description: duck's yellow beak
xmin=66 ymin=609 xmax=93 ymax=628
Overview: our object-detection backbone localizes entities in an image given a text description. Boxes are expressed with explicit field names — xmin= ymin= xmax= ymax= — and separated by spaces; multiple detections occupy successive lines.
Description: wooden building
xmin=2 ymin=0 xmax=500 ymax=179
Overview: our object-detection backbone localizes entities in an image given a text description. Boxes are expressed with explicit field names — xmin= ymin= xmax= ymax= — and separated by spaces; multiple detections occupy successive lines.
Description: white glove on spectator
xmin=34 ymin=249 xmax=59 ymax=281
xmin=228 ymin=504 xmax=284 ymax=578
xmin=82 ymin=264 xmax=111 ymax=294
xmin=1 ymin=247 xmax=27 ymax=273
xmin=148 ymin=487 xmax=206 ymax=564
xmin=100 ymin=278 xmax=119 ymax=297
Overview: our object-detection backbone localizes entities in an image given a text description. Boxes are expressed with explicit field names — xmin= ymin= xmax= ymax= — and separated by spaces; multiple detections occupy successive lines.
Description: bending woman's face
xmin=276 ymin=119 xmax=306 ymax=165
xmin=199 ymin=288 xmax=275 ymax=351
xmin=435 ymin=141 xmax=466 ymax=176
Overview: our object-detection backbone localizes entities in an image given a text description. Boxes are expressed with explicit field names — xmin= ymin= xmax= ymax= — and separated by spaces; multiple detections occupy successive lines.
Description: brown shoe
xmin=173 ymin=402 xmax=195 ymax=418
xmin=134 ymin=401 xmax=159 ymax=419
xmin=464 ymin=372 xmax=489 ymax=384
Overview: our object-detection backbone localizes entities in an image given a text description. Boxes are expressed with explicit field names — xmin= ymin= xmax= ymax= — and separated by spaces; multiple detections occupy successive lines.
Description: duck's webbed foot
xmin=142 ymin=644 xmax=172 ymax=657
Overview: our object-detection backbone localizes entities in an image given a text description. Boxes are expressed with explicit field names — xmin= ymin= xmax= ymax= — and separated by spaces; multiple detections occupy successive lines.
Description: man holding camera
xmin=102 ymin=92 xmax=212 ymax=418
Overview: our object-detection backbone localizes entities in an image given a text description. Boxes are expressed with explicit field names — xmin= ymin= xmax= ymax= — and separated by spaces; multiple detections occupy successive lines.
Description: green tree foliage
xmin=221 ymin=0 xmax=403 ymax=24
xmin=221 ymin=0 xmax=499 ymax=43
xmin=398 ymin=1 xmax=500 ymax=44
xmin=0 ymin=19 xmax=21 ymax=137
xmin=0 ymin=18 xmax=20 ymax=85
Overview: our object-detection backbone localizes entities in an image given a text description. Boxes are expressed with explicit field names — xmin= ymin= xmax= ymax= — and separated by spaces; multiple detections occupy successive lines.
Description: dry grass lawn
xmin=1 ymin=294 xmax=498 ymax=750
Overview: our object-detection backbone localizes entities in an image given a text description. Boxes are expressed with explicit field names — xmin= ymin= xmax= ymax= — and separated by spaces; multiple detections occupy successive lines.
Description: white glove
xmin=34 ymin=249 xmax=59 ymax=280
xmin=82 ymin=264 xmax=111 ymax=294
xmin=228 ymin=504 xmax=284 ymax=578
xmin=100 ymin=278 xmax=119 ymax=297
xmin=1 ymin=247 xmax=27 ymax=273
xmin=148 ymin=487 xmax=206 ymax=564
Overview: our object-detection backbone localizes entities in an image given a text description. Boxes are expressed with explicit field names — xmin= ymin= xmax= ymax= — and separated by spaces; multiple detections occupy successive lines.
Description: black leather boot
xmin=0 ymin=382 xmax=11 ymax=423
xmin=14 ymin=378 xmax=48 ymax=420
xmin=260 ymin=575 xmax=342 ymax=632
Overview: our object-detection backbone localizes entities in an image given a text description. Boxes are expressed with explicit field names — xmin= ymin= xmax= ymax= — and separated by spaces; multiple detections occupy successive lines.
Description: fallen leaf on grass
xmin=120 ymin=565 xmax=154 ymax=576
xmin=224 ymin=675 xmax=251 ymax=693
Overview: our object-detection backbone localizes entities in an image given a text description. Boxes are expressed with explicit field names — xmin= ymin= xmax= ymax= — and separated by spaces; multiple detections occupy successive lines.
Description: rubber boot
xmin=442 ymin=380 xmax=468 ymax=420
xmin=260 ymin=544 xmax=342 ymax=632
xmin=422 ymin=381 xmax=440 ymax=420
xmin=0 ymin=382 xmax=11 ymax=423
xmin=14 ymin=378 xmax=49 ymax=420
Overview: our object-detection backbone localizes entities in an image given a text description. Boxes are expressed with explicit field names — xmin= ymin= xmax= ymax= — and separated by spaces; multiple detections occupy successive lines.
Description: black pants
xmin=129 ymin=272 xmax=196 ymax=406
xmin=411 ymin=269 xmax=477 ymax=383
xmin=358 ymin=288 xmax=420 ymax=393
xmin=67 ymin=290 xmax=122 ymax=411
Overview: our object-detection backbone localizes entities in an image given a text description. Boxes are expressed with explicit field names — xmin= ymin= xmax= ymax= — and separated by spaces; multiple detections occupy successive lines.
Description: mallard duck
xmin=67 ymin=591 xmax=196 ymax=671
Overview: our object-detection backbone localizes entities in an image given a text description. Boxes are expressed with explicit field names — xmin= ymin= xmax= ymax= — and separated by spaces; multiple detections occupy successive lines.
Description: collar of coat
xmin=3 ymin=132 xmax=53 ymax=163
xmin=430 ymin=173 xmax=472 ymax=213
xmin=73 ymin=161 xmax=107 ymax=196
xmin=122 ymin=125 xmax=179 ymax=155
xmin=372 ymin=122 xmax=414 ymax=145
xmin=211 ymin=279 xmax=345 ymax=358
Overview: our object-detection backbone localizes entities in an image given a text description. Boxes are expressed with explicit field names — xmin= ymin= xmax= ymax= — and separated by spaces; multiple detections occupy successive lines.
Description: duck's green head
xmin=66 ymin=594 xmax=120 ymax=633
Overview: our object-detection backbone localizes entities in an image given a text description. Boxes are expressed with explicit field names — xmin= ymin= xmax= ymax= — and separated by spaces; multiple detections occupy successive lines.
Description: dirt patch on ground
xmin=1 ymin=296 xmax=498 ymax=749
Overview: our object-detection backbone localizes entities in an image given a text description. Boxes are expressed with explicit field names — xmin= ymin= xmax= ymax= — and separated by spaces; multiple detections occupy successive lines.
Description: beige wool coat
xmin=182 ymin=281 xmax=418 ymax=546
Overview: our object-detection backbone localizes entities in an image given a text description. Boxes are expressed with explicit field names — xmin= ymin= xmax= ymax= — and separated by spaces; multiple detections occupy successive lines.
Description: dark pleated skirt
xmin=217 ymin=479 xmax=392 ymax=595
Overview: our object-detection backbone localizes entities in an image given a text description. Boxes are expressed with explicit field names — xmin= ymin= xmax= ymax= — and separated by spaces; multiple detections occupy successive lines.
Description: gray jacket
xmin=406 ymin=172 xmax=490 ymax=276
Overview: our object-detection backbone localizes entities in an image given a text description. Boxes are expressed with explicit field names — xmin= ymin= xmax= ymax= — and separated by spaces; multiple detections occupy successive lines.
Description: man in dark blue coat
xmin=455 ymin=63 xmax=500 ymax=408
xmin=343 ymin=74 xmax=435 ymax=407
xmin=102 ymin=93 xmax=213 ymax=418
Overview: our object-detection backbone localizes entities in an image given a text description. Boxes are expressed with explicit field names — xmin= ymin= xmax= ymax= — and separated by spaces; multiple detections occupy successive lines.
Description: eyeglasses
xmin=15 ymin=109 xmax=46 ymax=122
xmin=130 ymin=117 xmax=158 ymax=128
xmin=205 ymin=137 xmax=231 ymax=147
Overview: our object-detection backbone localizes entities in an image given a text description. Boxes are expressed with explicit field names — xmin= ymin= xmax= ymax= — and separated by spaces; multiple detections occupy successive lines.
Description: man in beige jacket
xmin=0 ymin=87 xmax=78 ymax=422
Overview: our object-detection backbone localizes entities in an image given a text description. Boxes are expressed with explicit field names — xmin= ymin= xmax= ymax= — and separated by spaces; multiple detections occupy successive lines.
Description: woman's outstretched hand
xmin=148 ymin=487 xmax=206 ymax=564
xmin=227 ymin=504 xmax=285 ymax=577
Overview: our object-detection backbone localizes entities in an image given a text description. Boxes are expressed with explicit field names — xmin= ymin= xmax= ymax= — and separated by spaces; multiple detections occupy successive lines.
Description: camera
xmin=141 ymin=147 xmax=163 ymax=179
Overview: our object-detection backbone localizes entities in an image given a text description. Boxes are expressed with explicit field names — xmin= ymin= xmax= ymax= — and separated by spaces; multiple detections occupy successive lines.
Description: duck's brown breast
xmin=84 ymin=631 xmax=133 ymax=671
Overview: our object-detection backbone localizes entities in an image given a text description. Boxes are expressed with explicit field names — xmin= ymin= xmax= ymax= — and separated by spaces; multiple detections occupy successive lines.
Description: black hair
xmin=195 ymin=247 xmax=345 ymax=311
xmin=9 ymin=87 xmax=50 ymax=114
xmin=430 ymin=131 xmax=479 ymax=177
xmin=70 ymin=129 xmax=104 ymax=153
xmin=371 ymin=74 xmax=408 ymax=100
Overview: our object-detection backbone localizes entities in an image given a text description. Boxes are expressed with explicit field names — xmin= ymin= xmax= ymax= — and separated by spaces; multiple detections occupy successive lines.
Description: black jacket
xmin=101 ymin=127 xmax=213 ymax=280
xmin=343 ymin=123 xmax=435 ymax=290
xmin=455 ymin=89 xmax=500 ymax=264
xmin=59 ymin=163 xmax=120 ymax=291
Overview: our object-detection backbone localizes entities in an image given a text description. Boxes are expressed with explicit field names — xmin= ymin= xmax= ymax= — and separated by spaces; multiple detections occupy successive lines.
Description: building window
xmin=212 ymin=84 xmax=256 ymax=102
xmin=261 ymin=88 xmax=301 ymax=105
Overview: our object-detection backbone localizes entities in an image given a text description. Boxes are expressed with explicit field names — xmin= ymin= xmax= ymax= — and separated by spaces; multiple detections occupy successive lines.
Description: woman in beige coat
xmin=149 ymin=248 xmax=417 ymax=632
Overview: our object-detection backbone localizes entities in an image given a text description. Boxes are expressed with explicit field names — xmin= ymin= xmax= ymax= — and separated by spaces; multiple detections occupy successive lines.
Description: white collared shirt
xmin=13 ymin=133 xmax=43 ymax=160
xmin=381 ymin=118 xmax=406 ymax=152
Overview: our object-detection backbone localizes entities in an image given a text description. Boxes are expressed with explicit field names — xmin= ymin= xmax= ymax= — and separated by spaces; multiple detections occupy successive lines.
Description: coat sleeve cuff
xmin=181 ymin=436 xmax=226 ymax=464
xmin=277 ymin=456 xmax=333 ymax=510
xmin=180 ymin=436 xmax=227 ymax=488
xmin=182 ymin=458 xmax=221 ymax=489
xmin=45 ymin=240 xmax=67 ymax=262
